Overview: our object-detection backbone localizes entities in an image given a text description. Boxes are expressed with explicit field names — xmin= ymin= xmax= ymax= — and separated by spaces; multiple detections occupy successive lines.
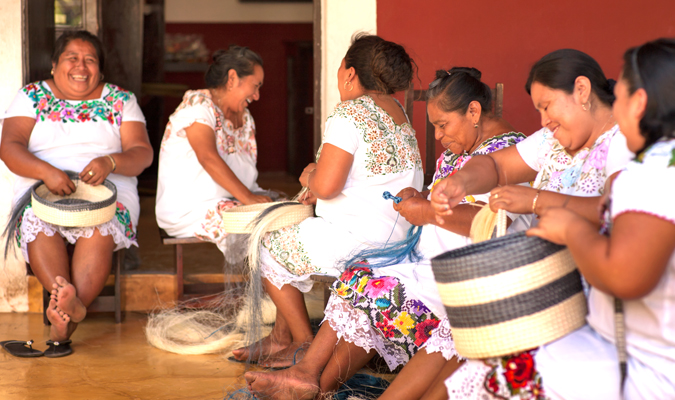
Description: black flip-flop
xmin=227 ymin=355 xmax=258 ymax=364
xmin=0 ymin=340 xmax=44 ymax=357
xmin=44 ymin=340 xmax=73 ymax=358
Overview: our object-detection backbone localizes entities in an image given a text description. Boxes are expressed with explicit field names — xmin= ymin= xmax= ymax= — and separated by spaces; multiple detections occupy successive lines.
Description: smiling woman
xmin=0 ymin=30 xmax=153 ymax=356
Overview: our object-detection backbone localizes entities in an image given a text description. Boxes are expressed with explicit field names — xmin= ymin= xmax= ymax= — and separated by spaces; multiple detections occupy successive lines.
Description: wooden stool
xmin=310 ymin=274 xmax=337 ymax=308
xmin=28 ymin=248 xmax=124 ymax=325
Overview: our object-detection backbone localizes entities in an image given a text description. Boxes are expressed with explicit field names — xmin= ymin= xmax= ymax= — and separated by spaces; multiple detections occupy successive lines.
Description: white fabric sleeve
xmin=169 ymin=102 xmax=216 ymax=135
xmin=605 ymin=130 xmax=634 ymax=176
xmin=2 ymin=89 xmax=36 ymax=119
xmin=516 ymin=128 xmax=549 ymax=172
xmin=611 ymin=162 xmax=675 ymax=225
xmin=122 ymin=94 xmax=146 ymax=124
xmin=322 ymin=113 xmax=360 ymax=155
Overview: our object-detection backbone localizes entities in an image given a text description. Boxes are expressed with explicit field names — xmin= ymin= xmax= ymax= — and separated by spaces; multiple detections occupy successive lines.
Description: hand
xmin=526 ymin=207 xmax=585 ymax=245
xmin=396 ymin=187 xmax=425 ymax=202
xmin=393 ymin=196 xmax=432 ymax=226
xmin=299 ymin=163 xmax=318 ymax=188
xmin=242 ymin=193 xmax=273 ymax=205
xmin=80 ymin=156 xmax=114 ymax=186
xmin=430 ymin=176 xmax=467 ymax=223
xmin=43 ymin=168 xmax=76 ymax=196
xmin=489 ymin=185 xmax=538 ymax=214
xmin=299 ymin=190 xmax=318 ymax=205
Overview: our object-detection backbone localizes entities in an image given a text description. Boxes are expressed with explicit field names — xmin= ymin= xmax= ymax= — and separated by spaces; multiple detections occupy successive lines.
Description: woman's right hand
xmin=242 ymin=192 xmax=272 ymax=205
xmin=430 ymin=176 xmax=467 ymax=223
xmin=43 ymin=168 xmax=76 ymax=196
xmin=396 ymin=187 xmax=425 ymax=202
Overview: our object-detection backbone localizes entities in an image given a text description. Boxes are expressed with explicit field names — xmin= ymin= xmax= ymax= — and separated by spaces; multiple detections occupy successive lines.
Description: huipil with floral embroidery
xmin=2 ymin=80 xmax=146 ymax=261
xmin=325 ymin=132 xmax=527 ymax=370
xmin=155 ymin=89 xmax=262 ymax=239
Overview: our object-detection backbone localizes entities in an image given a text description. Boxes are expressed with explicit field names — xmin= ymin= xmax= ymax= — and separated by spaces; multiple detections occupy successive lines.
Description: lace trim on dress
xmin=18 ymin=207 xmax=137 ymax=263
xmin=323 ymin=295 xmax=410 ymax=371
xmin=259 ymin=247 xmax=315 ymax=293
xmin=420 ymin=317 xmax=463 ymax=361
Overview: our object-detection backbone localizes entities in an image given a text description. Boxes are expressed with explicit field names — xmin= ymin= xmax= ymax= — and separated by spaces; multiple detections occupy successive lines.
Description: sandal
xmin=0 ymin=340 xmax=44 ymax=357
xmin=44 ymin=340 xmax=73 ymax=358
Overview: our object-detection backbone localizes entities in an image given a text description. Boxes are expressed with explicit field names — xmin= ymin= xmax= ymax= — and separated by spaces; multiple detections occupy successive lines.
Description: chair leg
xmin=42 ymin=288 xmax=51 ymax=326
xmin=114 ymin=249 xmax=123 ymax=323
xmin=175 ymin=244 xmax=184 ymax=300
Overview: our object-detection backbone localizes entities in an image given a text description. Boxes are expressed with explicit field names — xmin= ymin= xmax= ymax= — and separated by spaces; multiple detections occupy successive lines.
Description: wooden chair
xmin=404 ymin=83 xmax=504 ymax=185
xmin=29 ymin=248 xmax=124 ymax=325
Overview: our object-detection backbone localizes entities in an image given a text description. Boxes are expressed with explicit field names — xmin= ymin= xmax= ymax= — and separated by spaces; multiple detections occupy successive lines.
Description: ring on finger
xmin=88 ymin=171 xmax=94 ymax=176
xmin=494 ymin=193 xmax=499 ymax=199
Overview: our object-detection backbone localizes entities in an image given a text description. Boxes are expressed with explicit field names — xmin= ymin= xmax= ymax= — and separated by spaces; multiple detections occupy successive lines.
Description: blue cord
xmin=383 ymin=191 xmax=402 ymax=204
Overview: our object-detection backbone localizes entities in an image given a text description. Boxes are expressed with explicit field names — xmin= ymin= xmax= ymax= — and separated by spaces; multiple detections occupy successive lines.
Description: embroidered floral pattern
xmin=430 ymin=132 xmax=526 ymax=201
xmin=482 ymin=350 xmax=548 ymax=400
xmin=263 ymin=225 xmax=317 ymax=276
xmin=533 ymin=126 xmax=619 ymax=194
xmin=326 ymin=96 xmax=421 ymax=176
xmin=331 ymin=263 xmax=441 ymax=360
xmin=23 ymin=82 xmax=130 ymax=126
xmin=195 ymin=199 xmax=241 ymax=242
xmin=160 ymin=90 xmax=257 ymax=159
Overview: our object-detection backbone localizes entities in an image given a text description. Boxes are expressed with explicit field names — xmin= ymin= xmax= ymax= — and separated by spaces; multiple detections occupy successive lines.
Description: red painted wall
xmin=164 ymin=23 xmax=313 ymax=172
xmin=379 ymin=0 xmax=675 ymax=164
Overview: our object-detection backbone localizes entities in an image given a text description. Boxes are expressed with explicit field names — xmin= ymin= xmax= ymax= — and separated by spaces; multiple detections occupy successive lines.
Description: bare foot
xmin=260 ymin=341 xmax=311 ymax=369
xmin=231 ymin=333 xmax=291 ymax=362
xmin=51 ymin=276 xmax=86 ymax=323
xmin=245 ymin=366 xmax=319 ymax=400
xmin=46 ymin=299 xmax=71 ymax=341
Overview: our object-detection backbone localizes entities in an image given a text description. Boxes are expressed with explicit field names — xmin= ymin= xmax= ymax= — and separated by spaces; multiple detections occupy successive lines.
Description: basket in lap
xmin=220 ymin=201 xmax=314 ymax=233
xmin=430 ymin=209 xmax=587 ymax=358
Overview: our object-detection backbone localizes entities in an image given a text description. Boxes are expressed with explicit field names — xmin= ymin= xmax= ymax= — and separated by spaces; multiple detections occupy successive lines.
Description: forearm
xmin=0 ymin=142 xmax=57 ymax=180
xmin=108 ymin=146 xmax=153 ymax=177
xmin=199 ymin=154 xmax=254 ymax=202
xmin=454 ymin=155 xmax=500 ymax=196
xmin=535 ymin=192 xmax=601 ymax=225
xmin=564 ymin=220 xmax=618 ymax=295
xmin=431 ymin=203 xmax=480 ymax=236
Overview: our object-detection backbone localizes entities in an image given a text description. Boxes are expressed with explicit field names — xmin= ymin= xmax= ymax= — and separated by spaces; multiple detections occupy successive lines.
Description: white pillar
xmin=0 ymin=0 xmax=27 ymax=312
xmin=319 ymin=0 xmax=377 ymax=133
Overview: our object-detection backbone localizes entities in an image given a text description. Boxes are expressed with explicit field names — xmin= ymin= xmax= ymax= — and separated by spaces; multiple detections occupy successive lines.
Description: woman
xmin=0 ymin=30 xmax=153 ymax=356
xmin=527 ymin=38 xmax=675 ymax=400
xmin=431 ymin=50 xmax=634 ymax=399
xmin=155 ymin=46 xmax=272 ymax=254
xmin=231 ymin=34 xmax=424 ymax=367
xmin=244 ymin=67 xmax=528 ymax=400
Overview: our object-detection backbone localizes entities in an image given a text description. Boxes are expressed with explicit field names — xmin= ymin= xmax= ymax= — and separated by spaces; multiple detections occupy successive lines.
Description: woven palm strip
xmin=431 ymin=231 xmax=587 ymax=358
xmin=220 ymin=201 xmax=314 ymax=234
xmin=31 ymin=171 xmax=117 ymax=227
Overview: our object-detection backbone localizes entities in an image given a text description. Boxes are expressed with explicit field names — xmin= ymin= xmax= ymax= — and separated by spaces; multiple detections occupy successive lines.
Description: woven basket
xmin=31 ymin=171 xmax=117 ymax=227
xmin=431 ymin=219 xmax=587 ymax=358
xmin=220 ymin=202 xmax=314 ymax=234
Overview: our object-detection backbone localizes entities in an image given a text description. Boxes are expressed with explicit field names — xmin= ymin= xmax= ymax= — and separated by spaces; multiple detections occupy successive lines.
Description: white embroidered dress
xmin=260 ymin=95 xmax=423 ymax=293
xmin=445 ymin=124 xmax=634 ymax=400
xmin=1 ymin=81 xmax=144 ymax=262
xmin=155 ymin=89 xmax=261 ymax=251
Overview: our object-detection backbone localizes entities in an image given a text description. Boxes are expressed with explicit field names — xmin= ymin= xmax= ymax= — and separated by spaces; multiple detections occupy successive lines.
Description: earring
xmin=474 ymin=123 xmax=479 ymax=128
xmin=582 ymin=101 xmax=591 ymax=111
xmin=99 ymin=73 xmax=104 ymax=80
xmin=50 ymin=68 xmax=54 ymax=76
xmin=344 ymin=81 xmax=353 ymax=92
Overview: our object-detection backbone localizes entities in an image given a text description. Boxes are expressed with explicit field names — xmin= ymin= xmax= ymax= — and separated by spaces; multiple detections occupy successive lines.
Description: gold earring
xmin=582 ymin=101 xmax=591 ymax=111
xmin=50 ymin=68 xmax=54 ymax=76
xmin=344 ymin=81 xmax=353 ymax=92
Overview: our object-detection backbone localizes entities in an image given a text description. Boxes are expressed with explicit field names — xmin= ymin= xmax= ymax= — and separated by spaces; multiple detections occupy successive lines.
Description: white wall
xmin=320 ymin=0 xmax=376 ymax=132
xmin=165 ymin=0 xmax=313 ymax=23
xmin=0 ymin=0 xmax=27 ymax=312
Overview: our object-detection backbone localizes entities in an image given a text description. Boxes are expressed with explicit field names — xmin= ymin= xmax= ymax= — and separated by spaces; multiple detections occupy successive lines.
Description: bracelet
xmin=531 ymin=189 xmax=541 ymax=214
xmin=105 ymin=154 xmax=117 ymax=172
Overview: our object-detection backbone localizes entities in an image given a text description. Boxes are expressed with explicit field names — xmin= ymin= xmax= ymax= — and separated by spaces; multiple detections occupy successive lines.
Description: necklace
xmin=598 ymin=112 xmax=614 ymax=136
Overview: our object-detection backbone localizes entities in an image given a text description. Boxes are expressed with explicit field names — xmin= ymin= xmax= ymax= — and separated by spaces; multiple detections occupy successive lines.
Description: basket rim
xmin=31 ymin=170 xmax=117 ymax=212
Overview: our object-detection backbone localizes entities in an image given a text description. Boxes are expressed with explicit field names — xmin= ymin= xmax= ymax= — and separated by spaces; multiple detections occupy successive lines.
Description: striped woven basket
xmin=220 ymin=202 xmax=314 ymax=234
xmin=31 ymin=171 xmax=117 ymax=227
xmin=431 ymin=218 xmax=587 ymax=358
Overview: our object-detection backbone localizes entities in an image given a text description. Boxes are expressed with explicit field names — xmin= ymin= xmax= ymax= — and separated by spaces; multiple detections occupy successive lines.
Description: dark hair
xmin=622 ymin=38 xmax=675 ymax=151
xmin=344 ymin=33 xmax=414 ymax=95
xmin=204 ymin=45 xmax=263 ymax=88
xmin=426 ymin=67 xmax=492 ymax=115
xmin=525 ymin=49 xmax=615 ymax=107
xmin=52 ymin=30 xmax=105 ymax=70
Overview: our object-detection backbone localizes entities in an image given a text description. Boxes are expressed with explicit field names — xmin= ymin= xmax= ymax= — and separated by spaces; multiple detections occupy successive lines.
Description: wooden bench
xmin=159 ymin=228 xmax=246 ymax=301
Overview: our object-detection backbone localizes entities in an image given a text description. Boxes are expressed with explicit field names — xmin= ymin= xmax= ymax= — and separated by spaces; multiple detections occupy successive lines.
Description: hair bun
xmin=449 ymin=67 xmax=482 ymax=81
xmin=607 ymin=78 xmax=617 ymax=93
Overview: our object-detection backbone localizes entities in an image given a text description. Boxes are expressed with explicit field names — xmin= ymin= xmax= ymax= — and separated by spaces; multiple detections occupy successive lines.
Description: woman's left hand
xmin=489 ymin=185 xmax=538 ymax=214
xmin=299 ymin=190 xmax=318 ymax=205
xmin=80 ymin=156 xmax=114 ymax=186
xmin=393 ymin=197 xmax=432 ymax=226
xmin=299 ymin=163 xmax=317 ymax=188
xmin=526 ymin=207 xmax=584 ymax=245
